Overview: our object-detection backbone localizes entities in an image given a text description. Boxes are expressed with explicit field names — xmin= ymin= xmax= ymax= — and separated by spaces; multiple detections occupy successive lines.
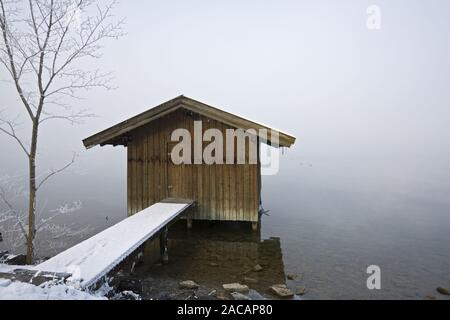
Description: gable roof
xmin=82 ymin=95 xmax=296 ymax=149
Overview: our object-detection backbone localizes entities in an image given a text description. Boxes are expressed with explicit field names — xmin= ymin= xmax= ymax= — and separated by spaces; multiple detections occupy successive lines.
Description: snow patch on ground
xmin=0 ymin=281 xmax=107 ymax=300
xmin=0 ymin=264 xmax=107 ymax=300
xmin=0 ymin=264 xmax=17 ymax=273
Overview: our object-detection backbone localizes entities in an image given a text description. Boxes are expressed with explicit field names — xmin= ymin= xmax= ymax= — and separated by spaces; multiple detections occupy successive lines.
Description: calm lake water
xmin=2 ymin=155 xmax=450 ymax=300
xmin=262 ymin=155 xmax=450 ymax=300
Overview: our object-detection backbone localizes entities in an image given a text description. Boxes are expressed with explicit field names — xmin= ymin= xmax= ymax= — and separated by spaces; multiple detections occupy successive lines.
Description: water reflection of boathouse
xmin=140 ymin=221 xmax=286 ymax=293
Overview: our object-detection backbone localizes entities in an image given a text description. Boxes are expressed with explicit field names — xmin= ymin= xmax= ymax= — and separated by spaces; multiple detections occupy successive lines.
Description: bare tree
xmin=0 ymin=0 xmax=124 ymax=263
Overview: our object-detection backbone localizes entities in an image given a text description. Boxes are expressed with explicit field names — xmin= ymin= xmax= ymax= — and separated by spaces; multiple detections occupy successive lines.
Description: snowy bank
xmin=0 ymin=263 xmax=16 ymax=273
xmin=0 ymin=264 xmax=107 ymax=300
xmin=0 ymin=280 xmax=107 ymax=300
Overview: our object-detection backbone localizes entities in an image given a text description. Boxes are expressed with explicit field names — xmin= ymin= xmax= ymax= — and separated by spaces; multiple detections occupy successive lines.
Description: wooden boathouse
xmin=83 ymin=96 xmax=295 ymax=230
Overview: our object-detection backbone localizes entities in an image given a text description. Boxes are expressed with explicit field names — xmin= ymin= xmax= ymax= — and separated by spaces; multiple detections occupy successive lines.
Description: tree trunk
xmin=26 ymin=120 xmax=38 ymax=264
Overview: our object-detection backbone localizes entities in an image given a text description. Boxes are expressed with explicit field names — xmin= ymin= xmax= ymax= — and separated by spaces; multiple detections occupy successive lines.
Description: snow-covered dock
xmin=34 ymin=200 xmax=194 ymax=288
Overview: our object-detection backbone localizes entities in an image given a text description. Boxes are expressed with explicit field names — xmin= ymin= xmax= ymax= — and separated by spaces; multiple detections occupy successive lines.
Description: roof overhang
xmin=82 ymin=95 xmax=296 ymax=149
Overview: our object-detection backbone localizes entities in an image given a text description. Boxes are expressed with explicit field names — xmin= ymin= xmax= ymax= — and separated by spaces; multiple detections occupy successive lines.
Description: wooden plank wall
xmin=127 ymin=109 xmax=259 ymax=222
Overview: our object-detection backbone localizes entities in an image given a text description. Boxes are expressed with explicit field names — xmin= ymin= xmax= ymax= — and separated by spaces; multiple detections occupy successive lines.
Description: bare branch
xmin=28 ymin=0 xmax=42 ymax=49
xmin=0 ymin=0 xmax=35 ymax=120
xmin=0 ymin=185 xmax=28 ymax=240
xmin=39 ymin=108 xmax=96 ymax=125
xmin=36 ymin=152 xmax=77 ymax=191
xmin=43 ymin=1 xmax=124 ymax=89
xmin=0 ymin=114 xmax=30 ymax=156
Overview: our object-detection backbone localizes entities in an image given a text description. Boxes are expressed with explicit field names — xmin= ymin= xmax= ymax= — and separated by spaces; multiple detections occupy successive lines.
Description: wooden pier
xmin=33 ymin=199 xmax=194 ymax=288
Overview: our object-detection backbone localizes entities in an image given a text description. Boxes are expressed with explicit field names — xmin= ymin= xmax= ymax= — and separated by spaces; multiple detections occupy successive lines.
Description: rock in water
xmin=114 ymin=277 xmax=143 ymax=294
xmin=270 ymin=284 xmax=294 ymax=298
xmin=208 ymin=290 xmax=217 ymax=296
xmin=296 ymin=286 xmax=306 ymax=296
xmin=215 ymin=292 xmax=230 ymax=300
xmin=243 ymin=277 xmax=258 ymax=284
xmin=222 ymin=283 xmax=249 ymax=293
xmin=287 ymin=274 xmax=297 ymax=280
xmin=231 ymin=292 xmax=251 ymax=300
xmin=179 ymin=280 xmax=199 ymax=290
xmin=437 ymin=287 xmax=450 ymax=295
xmin=118 ymin=291 xmax=141 ymax=300
xmin=253 ymin=264 xmax=263 ymax=272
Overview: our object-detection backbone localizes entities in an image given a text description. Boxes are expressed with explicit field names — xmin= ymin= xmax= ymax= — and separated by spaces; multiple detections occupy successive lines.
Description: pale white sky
xmin=1 ymin=0 xmax=450 ymax=215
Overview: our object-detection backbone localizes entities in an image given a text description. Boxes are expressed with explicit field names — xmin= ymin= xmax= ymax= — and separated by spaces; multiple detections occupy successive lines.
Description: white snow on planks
xmin=33 ymin=201 xmax=192 ymax=288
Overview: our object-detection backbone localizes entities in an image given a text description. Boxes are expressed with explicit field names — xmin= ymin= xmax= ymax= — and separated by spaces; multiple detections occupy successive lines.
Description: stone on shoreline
xmin=287 ymin=273 xmax=297 ymax=280
xmin=179 ymin=280 xmax=199 ymax=290
xmin=231 ymin=292 xmax=251 ymax=300
xmin=215 ymin=292 xmax=230 ymax=300
xmin=437 ymin=287 xmax=450 ymax=296
xmin=270 ymin=284 xmax=294 ymax=298
xmin=208 ymin=290 xmax=217 ymax=296
xmin=296 ymin=286 xmax=306 ymax=296
xmin=242 ymin=276 xmax=258 ymax=284
xmin=111 ymin=275 xmax=143 ymax=294
xmin=222 ymin=283 xmax=249 ymax=293
xmin=253 ymin=264 xmax=263 ymax=272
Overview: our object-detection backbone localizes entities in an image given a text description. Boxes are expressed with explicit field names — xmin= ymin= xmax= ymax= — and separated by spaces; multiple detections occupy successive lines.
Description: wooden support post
xmin=251 ymin=221 xmax=258 ymax=232
xmin=187 ymin=218 xmax=193 ymax=229
xmin=160 ymin=227 xmax=169 ymax=264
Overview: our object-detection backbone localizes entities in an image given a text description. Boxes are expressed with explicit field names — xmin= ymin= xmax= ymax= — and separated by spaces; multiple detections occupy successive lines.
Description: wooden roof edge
xmin=82 ymin=95 xmax=184 ymax=149
xmin=178 ymin=96 xmax=296 ymax=147
xmin=82 ymin=95 xmax=296 ymax=149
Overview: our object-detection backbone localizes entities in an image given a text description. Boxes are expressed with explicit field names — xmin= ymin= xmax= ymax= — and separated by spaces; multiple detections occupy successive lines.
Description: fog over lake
xmin=1 ymin=1 xmax=450 ymax=299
